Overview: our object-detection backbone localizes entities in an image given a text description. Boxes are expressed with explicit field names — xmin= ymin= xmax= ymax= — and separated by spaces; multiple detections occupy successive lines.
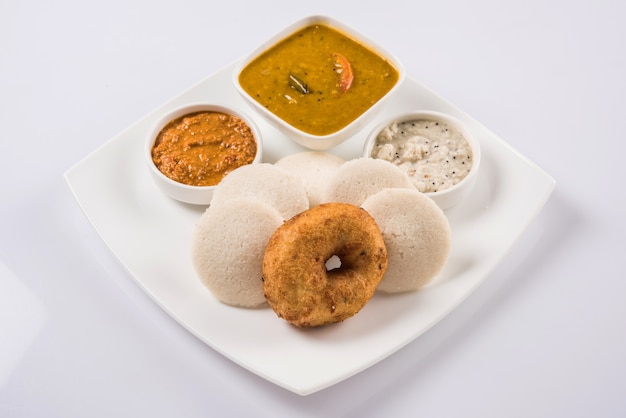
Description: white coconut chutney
xmin=370 ymin=119 xmax=473 ymax=193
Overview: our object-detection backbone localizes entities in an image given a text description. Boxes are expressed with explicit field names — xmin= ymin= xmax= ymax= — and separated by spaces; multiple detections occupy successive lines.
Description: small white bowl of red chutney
xmin=146 ymin=103 xmax=263 ymax=205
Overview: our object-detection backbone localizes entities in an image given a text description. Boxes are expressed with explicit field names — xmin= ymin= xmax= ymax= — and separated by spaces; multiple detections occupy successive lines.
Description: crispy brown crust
xmin=262 ymin=203 xmax=387 ymax=327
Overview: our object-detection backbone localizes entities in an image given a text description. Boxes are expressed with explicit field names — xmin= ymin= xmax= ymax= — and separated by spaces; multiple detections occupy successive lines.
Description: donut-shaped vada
xmin=262 ymin=203 xmax=388 ymax=327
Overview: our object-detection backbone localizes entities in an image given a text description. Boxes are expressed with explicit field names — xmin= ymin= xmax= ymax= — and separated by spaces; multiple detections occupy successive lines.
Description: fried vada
xmin=262 ymin=202 xmax=387 ymax=327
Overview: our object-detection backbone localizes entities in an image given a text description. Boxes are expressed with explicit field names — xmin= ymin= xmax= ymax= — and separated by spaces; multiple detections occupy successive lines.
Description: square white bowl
xmin=232 ymin=15 xmax=406 ymax=150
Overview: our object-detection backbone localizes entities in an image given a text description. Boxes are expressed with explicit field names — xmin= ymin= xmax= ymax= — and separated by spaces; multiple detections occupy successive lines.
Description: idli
xmin=361 ymin=188 xmax=451 ymax=293
xmin=324 ymin=158 xmax=414 ymax=206
xmin=275 ymin=151 xmax=345 ymax=207
xmin=192 ymin=197 xmax=283 ymax=307
xmin=210 ymin=163 xmax=309 ymax=219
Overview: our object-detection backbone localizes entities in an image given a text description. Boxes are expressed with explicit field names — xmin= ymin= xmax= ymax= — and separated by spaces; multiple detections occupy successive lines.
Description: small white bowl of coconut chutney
xmin=363 ymin=110 xmax=480 ymax=210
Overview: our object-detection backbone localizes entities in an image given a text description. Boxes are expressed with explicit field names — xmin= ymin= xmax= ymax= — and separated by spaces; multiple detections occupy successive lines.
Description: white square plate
xmin=65 ymin=62 xmax=555 ymax=395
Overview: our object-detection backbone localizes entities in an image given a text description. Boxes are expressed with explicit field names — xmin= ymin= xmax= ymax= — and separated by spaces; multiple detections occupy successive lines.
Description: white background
xmin=1 ymin=0 xmax=625 ymax=417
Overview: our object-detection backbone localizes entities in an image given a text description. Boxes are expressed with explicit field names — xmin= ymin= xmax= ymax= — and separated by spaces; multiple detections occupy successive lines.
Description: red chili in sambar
xmin=238 ymin=24 xmax=400 ymax=136
xmin=151 ymin=111 xmax=257 ymax=186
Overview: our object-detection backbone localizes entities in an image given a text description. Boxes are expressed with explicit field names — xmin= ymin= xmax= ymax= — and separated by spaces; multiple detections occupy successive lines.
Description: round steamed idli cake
xmin=192 ymin=197 xmax=284 ymax=307
xmin=275 ymin=151 xmax=345 ymax=207
xmin=210 ymin=163 xmax=309 ymax=219
xmin=361 ymin=188 xmax=451 ymax=293
xmin=323 ymin=158 xmax=415 ymax=206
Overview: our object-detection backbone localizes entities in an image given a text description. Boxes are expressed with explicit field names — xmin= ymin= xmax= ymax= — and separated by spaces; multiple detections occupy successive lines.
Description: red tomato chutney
xmin=151 ymin=111 xmax=257 ymax=186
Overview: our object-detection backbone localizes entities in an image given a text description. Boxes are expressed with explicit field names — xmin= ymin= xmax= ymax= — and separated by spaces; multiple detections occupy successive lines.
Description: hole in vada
xmin=325 ymin=255 xmax=342 ymax=271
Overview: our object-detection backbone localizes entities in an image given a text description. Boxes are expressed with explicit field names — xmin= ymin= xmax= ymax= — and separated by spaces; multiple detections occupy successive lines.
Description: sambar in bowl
xmin=233 ymin=15 xmax=405 ymax=150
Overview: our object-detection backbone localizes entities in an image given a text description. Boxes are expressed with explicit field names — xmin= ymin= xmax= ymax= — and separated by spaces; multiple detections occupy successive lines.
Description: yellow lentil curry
xmin=151 ymin=111 xmax=257 ymax=186
xmin=238 ymin=24 xmax=400 ymax=136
